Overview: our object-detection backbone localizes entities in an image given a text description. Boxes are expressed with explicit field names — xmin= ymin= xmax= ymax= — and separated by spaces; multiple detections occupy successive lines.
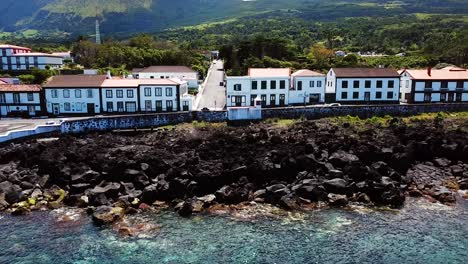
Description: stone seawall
xmin=60 ymin=104 xmax=468 ymax=134
xmin=61 ymin=111 xmax=228 ymax=133
xmin=262 ymin=103 xmax=468 ymax=120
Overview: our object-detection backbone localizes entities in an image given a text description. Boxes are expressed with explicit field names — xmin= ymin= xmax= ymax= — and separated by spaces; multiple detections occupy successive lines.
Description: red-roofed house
xmin=1 ymin=44 xmax=63 ymax=70
xmin=0 ymin=84 xmax=43 ymax=117
xmin=400 ymin=67 xmax=468 ymax=103
xmin=290 ymin=70 xmax=326 ymax=104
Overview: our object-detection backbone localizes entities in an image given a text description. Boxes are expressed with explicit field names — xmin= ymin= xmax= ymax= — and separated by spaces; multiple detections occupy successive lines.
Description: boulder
xmin=329 ymin=151 xmax=359 ymax=167
xmin=176 ymin=200 xmax=193 ymax=217
xmin=295 ymin=184 xmax=328 ymax=201
xmin=215 ymin=186 xmax=248 ymax=204
xmin=280 ymin=195 xmax=299 ymax=210
xmin=328 ymin=193 xmax=348 ymax=207
xmin=0 ymin=181 xmax=23 ymax=204
xmin=433 ymin=158 xmax=451 ymax=168
xmin=323 ymin=178 xmax=348 ymax=194
xmin=92 ymin=206 xmax=125 ymax=225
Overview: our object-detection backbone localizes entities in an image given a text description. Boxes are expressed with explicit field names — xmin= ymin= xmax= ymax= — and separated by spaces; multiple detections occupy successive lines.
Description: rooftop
xmin=11 ymin=52 xmax=63 ymax=58
xmin=248 ymin=68 xmax=291 ymax=77
xmin=43 ymin=75 xmax=107 ymax=88
xmin=292 ymin=69 xmax=325 ymax=77
xmin=0 ymin=84 xmax=41 ymax=92
xmin=133 ymin=66 xmax=196 ymax=73
xmin=402 ymin=67 xmax=468 ymax=80
xmin=332 ymin=68 xmax=400 ymax=78
xmin=101 ymin=78 xmax=180 ymax=87
xmin=0 ymin=44 xmax=31 ymax=50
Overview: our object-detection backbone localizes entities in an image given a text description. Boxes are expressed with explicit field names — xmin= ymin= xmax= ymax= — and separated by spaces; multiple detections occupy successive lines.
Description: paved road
xmin=197 ymin=60 xmax=226 ymax=110
xmin=0 ymin=117 xmax=88 ymax=135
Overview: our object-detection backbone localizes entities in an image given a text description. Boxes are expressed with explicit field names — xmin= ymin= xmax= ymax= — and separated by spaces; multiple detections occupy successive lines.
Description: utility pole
xmin=95 ymin=6 xmax=102 ymax=44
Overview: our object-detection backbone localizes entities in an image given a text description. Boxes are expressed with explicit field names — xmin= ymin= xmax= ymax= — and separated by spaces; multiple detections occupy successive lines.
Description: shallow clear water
xmin=1 ymin=199 xmax=467 ymax=264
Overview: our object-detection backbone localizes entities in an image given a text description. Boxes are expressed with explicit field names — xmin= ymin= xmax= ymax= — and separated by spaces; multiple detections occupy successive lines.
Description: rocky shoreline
xmin=1 ymin=114 xmax=467 ymax=226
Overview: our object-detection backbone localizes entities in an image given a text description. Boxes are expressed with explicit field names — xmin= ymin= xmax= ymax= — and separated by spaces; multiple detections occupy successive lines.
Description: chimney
xmin=106 ymin=70 xmax=112 ymax=79
xmin=427 ymin=67 xmax=431 ymax=76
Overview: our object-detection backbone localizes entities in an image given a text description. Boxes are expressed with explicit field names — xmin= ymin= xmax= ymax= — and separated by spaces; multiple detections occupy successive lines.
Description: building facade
xmin=132 ymin=66 xmax=199 ymax=88
xmin=400 ymin=67 xmax=468 ymax=103
xmin=290 ymin=70 xmax=326 ymax=105
xmin=43 ymin=75 xmax=106 ymax=116
xmin=326 ymin=68 xmax=401 ymax=104
xmin=43 ymin=75 xmax=194 ymax=116
xmin=226 ymin=68 xmax=291 ymax=107
xmin=0 ymin=84 xmax=43 ymax=117
xmin=0 ymin=44 xmax=63 ymax=70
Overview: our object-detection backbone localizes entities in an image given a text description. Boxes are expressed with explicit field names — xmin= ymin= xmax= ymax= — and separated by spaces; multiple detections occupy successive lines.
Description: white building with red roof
xmin=400 ymin=67 xmax=468 ymax=103
xmin=0 ymin=44 xmax=63 ymax=70
xmin=43 ymin=74 xmax=193 ymax=116
xmin=0 ymin=83 xmax=43 ymax=117
xmin=290 ymin=69 xmax=326 ymax=105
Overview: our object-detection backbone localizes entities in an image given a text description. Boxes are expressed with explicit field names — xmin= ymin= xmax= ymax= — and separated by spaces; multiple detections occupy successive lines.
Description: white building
xmin=132 ymin=66 xmax=199 ymax=89
xmin=400 ymin=67 xmax=468 ymax=103
xmin=0 ymin=84 xmax=43 ymax=117
xmin=43 ymin=74 xmax=194 ymax=116
xmin=325 ymin=68 xmax=401 ymax=104
xmin=226 ymin=68 xmax=291 ymax=107
xmin=290 ymin=69 xmax=326 ymax=105
xmin=43 ymin=75 xmax=106 ymax=115
xmin=0 ymin=44 xmax=63 ymax=70
xmin=101 ymin=79 xmax=140 ymax=113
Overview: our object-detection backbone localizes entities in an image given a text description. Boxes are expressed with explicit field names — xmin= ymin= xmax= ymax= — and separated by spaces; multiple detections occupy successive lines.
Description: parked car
xmin=201 ymin=107 xmax=210 ymax=112
xmin=45 ymin=121 xmax=56 ymax=125
xmin=328 ymin=103 xmax=342 ymax=107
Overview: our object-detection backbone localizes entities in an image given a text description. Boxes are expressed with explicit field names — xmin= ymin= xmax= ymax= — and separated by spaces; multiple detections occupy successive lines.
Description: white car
xmin=328 ymin=103 xmax=342 ymax=107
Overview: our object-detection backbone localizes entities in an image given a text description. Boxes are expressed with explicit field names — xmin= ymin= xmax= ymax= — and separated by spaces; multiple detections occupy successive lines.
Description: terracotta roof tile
xmin=292 ymin=69 xmax=325 ymax=77
xmin=0 ymin=84 xmax=41 ymax=92
xmin=43 ymin=75 xmax=107 ymax=88
xmin=403 ymin=68 xmax=468 ymax=80
xmin=333 ymin=68 xmax=400 ymax=78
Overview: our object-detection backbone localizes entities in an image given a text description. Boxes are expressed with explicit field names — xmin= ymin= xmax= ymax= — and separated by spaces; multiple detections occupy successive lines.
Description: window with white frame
xmin=87 ymin=89 xmax=93 ymax=98
xmin=27 ymin=93 xmax=34 ymax=101
xmin=166 ymin=87 xmax=173 ymax=96
xmin=127 ymin=90 xmax=134 ymax=98
xmin=310 ymin=81 xmax=315 ymax=87
xmin=51 ymin=89 xmax=58 ymax=98
xmin=0 ymin=94 xmax=5 ymax=103
xmin=317 ymin=80 xmax=322 ymax=87
xmin=116 ymin=90 xmax=123 ymax=98
xmin=144 ymin=88 xmax=151 ymax=96
xmin=233 ymin=84 xmax=242 ymax=91
xmin=76 ymin=103 xmax=82 ymax=111
xmin=63 ymin=89 xmax=70 ymax=98
xmin=75 ymin=90 xmax=82 ymax=98
xmin=106 ymin=90 xmax=113 ymax=98
xmin=64 ymin=102 xmax=71 ymax=111
xmin=155 ymin=87 xmax=162 ymax=96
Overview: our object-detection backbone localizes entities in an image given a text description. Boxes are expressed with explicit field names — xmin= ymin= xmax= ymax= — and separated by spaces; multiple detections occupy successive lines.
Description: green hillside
xmin=0 ymin=0 xmax=467 ymax=39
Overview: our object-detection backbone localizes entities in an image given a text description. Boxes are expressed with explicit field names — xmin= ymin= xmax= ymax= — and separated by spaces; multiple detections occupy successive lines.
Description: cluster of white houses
xmin=0 ymin=65 xmax=467 ymax=117
xmin=0 ymin=44 xmax=64 ymax=70
xmin=226 ymin=67 xmax=468 ymax=107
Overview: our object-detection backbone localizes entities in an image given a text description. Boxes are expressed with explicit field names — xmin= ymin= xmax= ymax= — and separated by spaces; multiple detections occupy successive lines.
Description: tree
xmin=18 ymin=74 xmax=35 ymax=84
xmin=307 ymin=44 xmax=334 ymax=70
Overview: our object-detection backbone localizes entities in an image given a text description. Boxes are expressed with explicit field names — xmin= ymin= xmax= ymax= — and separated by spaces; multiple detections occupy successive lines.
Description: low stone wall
xmin=0 ymin=125 xmax=60 ymax=143
xmin=61 ymin=111 xmax=228 ymax=133
xmin=262 ymin=103 xmax=468 ymax=120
